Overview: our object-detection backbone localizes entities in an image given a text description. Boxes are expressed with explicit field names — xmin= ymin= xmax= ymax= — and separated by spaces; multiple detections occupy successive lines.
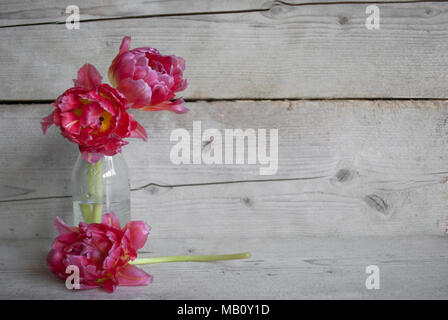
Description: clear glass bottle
xmin=72 ymin=153 xmax=131 ymax=225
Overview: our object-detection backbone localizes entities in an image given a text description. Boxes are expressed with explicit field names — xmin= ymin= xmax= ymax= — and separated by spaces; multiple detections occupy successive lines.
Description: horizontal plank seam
xmin=0 ymin=195 xmax=71 ymax=203
xmin=1 ymin=0 xmax=447 ymax=29
xmin=277 ymin=0 xmax=448 ymax=5
xmin=0 ymin=175 xmax=328 ymax=204
xmin=2 ymin=174 xmax=446 ymax=204
xmin=132 ymin=175 xmax=328 ymax=190
xmin=0 ymin=8 xmax=270 ymax=29
xmin=1 ymin=98 xmax=448 ymax=106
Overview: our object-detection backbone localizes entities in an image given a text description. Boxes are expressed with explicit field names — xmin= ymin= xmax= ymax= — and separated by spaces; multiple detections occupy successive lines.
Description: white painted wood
xmin=1 ymin=236 xmax=448 ymax=299
xmin=1 ymin=100 xmax=448 ymax=239
xmin=1 ymin=2 xmax=448 ymax=99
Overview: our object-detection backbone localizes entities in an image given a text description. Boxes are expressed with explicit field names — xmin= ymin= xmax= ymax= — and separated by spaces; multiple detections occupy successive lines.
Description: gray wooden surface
xmin=2 ymin=100 xmax=448 ymax=239
xmin=0 ymin=0 xmax=416 ymax=27
xmin=2 ymin=236 xmax=448 ymax=299
xmin=1 ymin=0 xmax=448 ymax=299
xmin=2 ymin=2 xmax=448 ymax=100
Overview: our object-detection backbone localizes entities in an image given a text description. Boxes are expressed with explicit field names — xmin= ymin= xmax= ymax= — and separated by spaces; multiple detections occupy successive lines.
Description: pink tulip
xmin=41 ymin=64 xmax=148 ymax=163
xmin=108 ymin=36 xmax=188 ymax=113
xmin=47 ymin=212 xmax=152 ymax=293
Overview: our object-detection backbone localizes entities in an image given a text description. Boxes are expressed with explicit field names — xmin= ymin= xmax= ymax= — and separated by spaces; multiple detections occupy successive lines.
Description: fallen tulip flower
xmin=48 ymin=212 xmax=251 ymax=293
xmin=47 ymin=212 xmax=152 ymax=293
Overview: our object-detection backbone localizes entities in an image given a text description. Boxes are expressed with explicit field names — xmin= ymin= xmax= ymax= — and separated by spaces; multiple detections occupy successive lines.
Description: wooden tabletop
xmin=1 ymin=0 xmax=448 ymax=299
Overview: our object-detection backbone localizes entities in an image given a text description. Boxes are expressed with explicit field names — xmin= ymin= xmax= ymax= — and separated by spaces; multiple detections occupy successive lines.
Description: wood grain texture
xmin=0 ymin=0 xmax=420 ymax=27
xmin=0 ymin=0 xmax=270 ymax=27
xmin=1 ymin=236 xmax=448 ymax=299
xmin=1 ymin=2 xmax=448 ymax=100
xmin=1 ymin=176 xmax=446 ymax=239
xmin=3 ymin=1 xmax=448 ymax=300
xmin=1 ymin=100 xmax=448 ymax=239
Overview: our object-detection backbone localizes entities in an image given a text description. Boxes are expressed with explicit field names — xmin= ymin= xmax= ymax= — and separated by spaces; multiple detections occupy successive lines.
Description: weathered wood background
xmin=1 ymin=0 xmax=448 ymax=299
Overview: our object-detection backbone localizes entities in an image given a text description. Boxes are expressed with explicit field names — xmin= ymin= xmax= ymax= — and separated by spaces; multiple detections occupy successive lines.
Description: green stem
xmin=130 ymin=252 xmax=251 ymax=265
xmin=79 ymin=203 xmax=93 ymax=224
xmin=92 ymin=203 xmax=103 ymax=224
xmin=87 ymin=160 xmax=103 ymax=223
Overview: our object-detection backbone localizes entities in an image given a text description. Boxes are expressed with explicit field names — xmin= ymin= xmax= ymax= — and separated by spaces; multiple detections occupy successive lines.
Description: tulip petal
xmin=119 ymin=36 xmax=131 ymax=55
xmin=101 ymin=138 xmax=128 ymax=156
xmin=52 ymin=217 xmax=79 ymax=245
xmin=79 ymin=103 xmax=103 ymax=128
xmin=73 ymin=64 xmax=103 ymax=90
xmin=117 ymin=78 xmax=152 ymax=109
xmin=60 ymin=111 xmax=81 ymax=135
xmin=54 ymin=217 xmax=77 ymax=235
xmin=57 ymin=92 xmax=84 ymax=112
xmin=129 ymin=114 xmax=148 ymax=141
xmin=123 ymin=221 xmax=150 ymax=250
xmin=41 ymin=111 xmax=55 ymax=134
xmin=102 ymin=279 xmax=118 ymax=293
xmin=175 ymin=78 xmax=188 ymax=92
xmin=116 ymin=264 xmax=153 ymax=286
xmin=101 ymin=212 xmax=121 ymax=229
xmin=109 ymin=53 xmax=136 ymax=88
xmin=140 ymin=98 xmax=189 ymax=114
xmin=80 ymin=148 xmax=104 ymax=164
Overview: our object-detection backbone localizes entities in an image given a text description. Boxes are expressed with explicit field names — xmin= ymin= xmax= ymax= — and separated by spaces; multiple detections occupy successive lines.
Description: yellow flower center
xmin=98 ymin=111 xmax=112 ymax=132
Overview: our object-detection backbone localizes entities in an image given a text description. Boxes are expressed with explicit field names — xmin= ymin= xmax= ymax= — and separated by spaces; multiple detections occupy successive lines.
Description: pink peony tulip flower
xmin=41 ymin=64 xmax=148 ymax=163
xmin=47 ymin=212 xmax=152 ymax=293
xmin=108 ymin=36 xmax=188 ymax=114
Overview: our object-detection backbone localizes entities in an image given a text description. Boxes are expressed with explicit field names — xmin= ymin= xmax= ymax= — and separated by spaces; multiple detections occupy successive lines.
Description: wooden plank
xmin=1 ymin=100 xmax=448 ymax=239
xmin=1 ymin=174 xmax=446 ymax=239
xmin=1 ymin=100 xmax=448 ymax=201
xmin=1 ymin=237 xmax=448 ymax=299
xmin=2 ymin=99 xmax=448 ymax=238
xmin=131 ymin=180 xmax=448 ymax=238
xmin=1 ymin=2 xmax=448 ymax=99
xmin=0 ymin=0 xmax=270 ymax=27
xmin=0 ymin=0 xmax=418 ymax=27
